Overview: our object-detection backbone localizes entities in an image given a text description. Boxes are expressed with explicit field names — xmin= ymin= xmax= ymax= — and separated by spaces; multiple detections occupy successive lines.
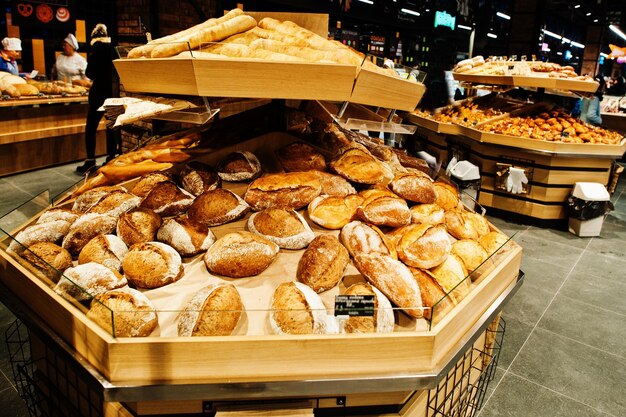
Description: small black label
xmin=334 ymin=295 xmax=375 ymax=317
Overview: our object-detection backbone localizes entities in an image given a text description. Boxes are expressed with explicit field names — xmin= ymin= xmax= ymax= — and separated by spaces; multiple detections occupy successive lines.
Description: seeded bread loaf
xmin=177 ymin=283 xmax=243 ymax=336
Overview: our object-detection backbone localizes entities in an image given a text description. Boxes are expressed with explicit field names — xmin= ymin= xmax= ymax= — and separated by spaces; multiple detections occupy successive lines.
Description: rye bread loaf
xmin=131 ymin=172 xmax=172 ymax=198
xmin=55 ymin=262 xmax=128 ymax=302
xmin=187 ymin=188 xmax=249 ymax=227
xmin=269 ymin=281 xmax=328 ymax=335
xmin=342 ymin=282 xmax=394 ymax=333
xmin=21 ymin=242 xmax=73 ymax=282
xmin=116 ymin=208 xmax=162 ymax=247
xmin=203 ymin=231 xmax=279 ymax=278
xmin=62 ymin=213 xmax=118 ymax=256
xmin=122 ymin=242 xmax=184 ymax=289
xmin=87 ymin=288 xmax=158 ymax=337
xmin=157 ymin=216 xmax=216 ymax=257
xmin=78 ymin=234 xmax=128 ymax=272
xmin=217 ymin=151 xmax=262 ymax=182
xmin=179 ymin=161 xmax=221 ymax=196
xmin=140 ymin=181 xmax=195 ymax=217
xmin=72 ymin=185 xmax=127 ymax=213
xmin=276 ymin=142 xmax=326 ymax=172
xmin=177 ymin=283 xmax=243 ymax=336
xmin=297 ymin=234 xmax=349 ymax=293
xmin=244 ymin=172 xmax=322 ymax=211
xmin=247 ymin=208 xmax=314 ymax=250
xmin=86 ymin=190 xmax=142 ymax=218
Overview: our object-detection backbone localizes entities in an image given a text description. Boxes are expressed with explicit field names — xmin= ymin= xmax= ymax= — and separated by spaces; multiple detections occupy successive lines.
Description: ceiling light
xmin=425 ymin=9 xmax=430 ymax=12
xmin=487 ymin=33 xmax=498 ymax=39
xmin=458 ymin=24 xmax=473 ymax=30
xmin=594 ymin=19 xmax=598 ymax=22
xmin=400 ymin=8 xmax=420 ymax=17
xmin=358 ymin=0 xmax=373 ymax=4
xmin=586 ymin=12 xmax=591 ymax=16
xmin=574 ymin=4 xmax=580 ymax=8
xmin=557 ymin=51 xmax=563 ymax=55
xmin=542 ymin=29 xmax=562 ymax=40
xmin=497 ymin=12 xmax=511 ymax=20
xmin=600 ymin=52 xmax=609 ymax=58
xmin=609 ymin=25 xmax=626 ymax=41
xmin=562 ymin=37 xmax=571 ymax=43
xmin=571 ymin=41 xmax=585 ymax=48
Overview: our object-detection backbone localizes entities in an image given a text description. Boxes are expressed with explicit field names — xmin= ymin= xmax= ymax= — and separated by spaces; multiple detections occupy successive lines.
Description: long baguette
xmin=202 ymin=30 xmax=260 ymax=54
xmin=258 ymin=17 xmax=338 ymax=51
xmin=218 ymin=43 xmax=306 ymax=62
xmin=99 ymin=160 xmax=173 ymax=183
xmin=249 ymin=27 xmax=310 ymax=48
xmin=250 ymin=39 xmax=360 ymax=66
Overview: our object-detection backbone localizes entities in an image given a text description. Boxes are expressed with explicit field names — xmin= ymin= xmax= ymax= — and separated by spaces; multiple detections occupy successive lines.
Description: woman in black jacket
xmin=76 ymin=23 xmax=119 ymax=174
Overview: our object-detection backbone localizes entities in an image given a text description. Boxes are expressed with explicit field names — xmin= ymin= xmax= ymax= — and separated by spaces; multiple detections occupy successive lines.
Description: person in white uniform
xmin=53 ymin=34 xmax=87 ymax=82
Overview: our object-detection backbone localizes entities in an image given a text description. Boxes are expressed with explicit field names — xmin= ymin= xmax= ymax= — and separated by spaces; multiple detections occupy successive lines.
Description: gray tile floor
xmin=0 ymin=161 xmax=624 ymax=416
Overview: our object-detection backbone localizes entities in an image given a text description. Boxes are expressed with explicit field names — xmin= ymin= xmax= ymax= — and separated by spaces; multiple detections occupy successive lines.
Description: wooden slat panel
xmin=351 ymin=69 xmax=425 ymax=111
xmin=114 ymin=58 xmax=199 ymax=96
xmin=32 ymin=39 xmax=46 ymax=74
xmin=479 ymin=190 xmax=566 ymax=219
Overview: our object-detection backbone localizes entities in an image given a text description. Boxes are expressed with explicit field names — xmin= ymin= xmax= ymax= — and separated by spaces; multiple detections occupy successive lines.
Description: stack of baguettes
xmin=127 ymin=8 xmax=398 ymax=77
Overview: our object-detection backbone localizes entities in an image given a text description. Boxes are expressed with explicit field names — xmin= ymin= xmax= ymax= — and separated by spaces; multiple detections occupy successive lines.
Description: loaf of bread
xmin=330 ymin=148 xmax=385 ymax=185
xmin=78 ymin=234 xmax=128 ymax=272
xmin=72 ymin=186 xmax=127 ymax=213
xmin=116 ymin=208 xmax=162 ymax=247
xmin=131 ymin=172 xmax=172 ymax=198
xmin=451 ymin=239 xmax=490 ymax=278
xmin=358 ymin=185 xmax=398 ymax=200
xmin=276 ymin=142 xmax=326 ymax=172
xmin=122 ymin=242 xmax=184 ymax=289
xmin=430 ymin=254 xmax=470 ymax=304
xmin=312 ymin=171 xmax=356 ymax=196
xmin=343 ymin=282 xmax=394 ymax=333
xmin=8 ymin=220 xmax=72 ymax=255
xmin=409 ymin=267 xmax=454 ymax=321
xmin=204 ymin=231 xmax=279 ymax=278
xmin=269 ymin=281 xmax=328 ymax=335
xmin=177 ymin=283 xmax=243 ymax=336
xmin=217 ymin=151 xmax=262 ymax=182
xmin=244 ymin=172 xmax=322 ymax=211
xmin=86 ymin=190 xmax=142 ymax=218
xmin=21 ymin=242 xmax=73 ymax=282
xmin=410 ymin=204 xmax=445 ymax=225
xmin=308 ymin=194 xmax=363 ymax=229
xmin=247 ymin=208 xmax=314 ymax=250
xmin=55 ymin=262 xmax=128 ymax=302
xmin=36 ymin=208 xmax=79 ymax=226
xmin=157 ymin=216 xmax=216 ymax=257
xmin=62 ymin=214 xmax=118 ymax=256
xmin=297 ymin=234 xmax=349 ymax=293
xmin=140 ymin=181 xmax=195 ymax=217
xmin=357 ymin=193 xmax=411 ymax=228
xmin=179 ymin=161 xmax=221 ymax=196
xmin=389 ymin=172 xmax=436 ymax=204
xmin=14 ymin=84 xmax=39 ymax=96
xmin=187 ymin=188 xmax=250 ymax=226
xmin=433 ymin=182 xmax=460 ymax=211
xmin=444 ymin=209 xmax=479 ymax=240
xmin=340 ymin=220 xmax=396 ymax=259
xmin=87 ymin=288 xmax=158 ymax=337
xmin=390 ymin=224 xmax=451 ymax=269
xmin=353 ymin=252 xmax=423 ymax=319
xmin=479 ymin=231 xmax=510 ymax=255
xmin=466 ymin=212 xmax=491 ymax=238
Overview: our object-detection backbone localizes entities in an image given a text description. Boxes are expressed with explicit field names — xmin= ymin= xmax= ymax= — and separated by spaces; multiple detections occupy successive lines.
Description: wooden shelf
xmin=452 ymin=72 xmax=599 ymax=93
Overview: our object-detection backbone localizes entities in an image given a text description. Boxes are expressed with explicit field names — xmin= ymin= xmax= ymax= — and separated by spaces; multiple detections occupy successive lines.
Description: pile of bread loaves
xmin=127 ymin=8 xmax=399 ymax=78
xmin=10 ymin=135 xmax=511 ymax=338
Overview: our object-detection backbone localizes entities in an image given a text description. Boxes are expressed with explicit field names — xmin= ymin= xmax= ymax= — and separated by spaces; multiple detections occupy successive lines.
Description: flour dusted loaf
xmin=343 ymin=282 xmax=394 ymax=333
xmin=430 ymin=254 xmax=470 ymax=304
xmin=78 ymin=234 xmax=128 ymax=272
xmin=479 ymin=231 xmax=510 ymax=255
xmin=312 ymin=171 xmax=356 ymax=196
xmin=410 ymin=203 xmax=445 ymax=225
xmin=388 ymin=224 xmax=451 ymax=269
xmin=308 ymin=194 xmax=363 ymax=229
xmin=72 ymin=185 xmax=127 ymax=212
xmin=55 ymin=262 xmax=127 ymax=302
xmin=444 ymin=209 xmax=479 ymax=240
xmin=217 ymin=151 xmax=262 ymax=182
xmin=433 ymin=182 xmax=460 ymax=211
xmin=122 ymin=242 xmax=184 ymax=289
xmin=62 ymin=213 xmax=118 ymax=256
xmin=247 ymin=208 xmax=314 ymax=250
xmin=87 ymin=288 xmax=158 ymax=337
xmin=187 ymin=188 xmax=249 ymax=227
xmin=389 ymin=172 xmax=436 ymax=204
xmin=357 ymin=192 xmax=411 ymax=228
xmin=269 ymin=281 xmax=328 ymax=335
xmin=179 ymin=161 xmax=221 ymax=196
xmin=204 ymin=231 xmax=279 ymax=278
xmin=116 ymin=208 xmax=162 ymax=246
xmin=86 ymin=190 xmax=141 ymax=218
xmin=409 ymin=267 xmax=454 ymax=321
xmin=451 ymin=239 xmax=489 ymax=276
xmin=297 ymin=234 xmax=349 ymax=293
xmin=140 ymin=181 xmax=195 ymax=217
xmin=157 ymin=216 xmax=216 ymax=257
xmin=466 ymin=212 xmax=491 ymax=238
xmin=131 ymin=172 xmax=172 ymax=198
xmin=340 ymin=220 xmax=396 ymax=259
xmin=36 ymin=208 xmax=79 ymax=225
xmin=330 ymin=148 xmax=385 ymax=185
xmin=21 ymin=242 xmax=72 ymax=282
xmin=276 ymin=142 xmax=326 ymax=172
xmin=177 ymin=283 xmax=243 ymax=336
xmin=8 ymin=220 xmax=72 ymax=255
xmin=244 ymin=171 xmax=322 ymax=211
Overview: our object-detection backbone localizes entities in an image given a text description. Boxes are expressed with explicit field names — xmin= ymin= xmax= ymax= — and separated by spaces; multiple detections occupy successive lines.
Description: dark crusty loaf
xmin=140 ymin=181 xmax=195 ymax=217
xmin=78 ymin=234 xmax=128 ymax=272
xmin=72 ymin=185 xmax=127 ymax=213
xmin=157 ymin=216 xmax=216 ymax=257
xmin=269 ymin=281 xmax=328 ymax=335
xmin=217 ymin=151 xmax=262 ymax=182
xmin=179 ymin=161 xmax=221 ymax=196
xmin=62 ymin=213 xmax=118 ymax=256
xmin=55 ymin=262 xmax=127 ymax=302
xmin=297 ymin=234 xmax=349 ymax=293
xmin=131 ymin=172 xmax=172 ymax=198
xmin=87 ymin=288 xmax=158 ymax=337
xmin=343 ymin=282 xmax=394 ymax=333
xmin=177 ymin=283 xmax=243 ymax=336
xmin=21 ymin=242 xmax=73 ymax=282
xmin=247 ymin=208 xmax=314 ymax=250
xmin=187 ymin=188 xmax=249 ymax=227
xmin=276 ymin=142 xmax=326 ymax=172
xmin=244 ymin=172 xmax=322 ymax=211
xmin=86 ymin=190 xmax=141 ymax=218
xmin=203 ymin=231 xmax=279 ymax=278
xmin=116 ymin=207 xmax=162 ymax=247
xmin=122 ymin=242 xmax=184 ymax=289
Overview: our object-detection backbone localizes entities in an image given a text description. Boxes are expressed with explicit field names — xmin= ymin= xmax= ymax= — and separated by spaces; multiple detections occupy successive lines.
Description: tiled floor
xmin=0 ymin=161 xmax=624 ymax=416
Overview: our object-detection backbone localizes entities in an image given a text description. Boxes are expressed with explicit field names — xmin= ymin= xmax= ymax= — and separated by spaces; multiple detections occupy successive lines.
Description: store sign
xmin=434 ymin=11 xmax=456 ymax=30
xmin=334 ymin=295 xmax=375 ymax=317
xmin=12 ymin=0 xmax=73 ymax=29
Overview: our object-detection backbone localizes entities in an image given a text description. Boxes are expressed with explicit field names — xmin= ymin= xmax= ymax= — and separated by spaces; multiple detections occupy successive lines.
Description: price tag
xmin=334 ymin=295 xmax=375 ymax=317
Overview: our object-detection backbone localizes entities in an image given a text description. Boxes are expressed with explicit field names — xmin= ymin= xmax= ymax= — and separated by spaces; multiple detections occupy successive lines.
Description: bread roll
xmin=312 ymin=171 xmax=356 ymax=196
xmin=140 ymin=181 xmax=195 ymax=217
xmin=389 ymin=172 xmax=436 ymax=204
xmin=269 ymin=281 xmax=328 ymax=335
xmin=62 ymin=214 xmax=118 ymax=256
xmin=55 ymin=262 xmax=127 ymax=302
xmin=297 ymin=234 xmax=349 ymax=293
xmin=392 ymin=224 xmax=451 ymax=269
xmin=444 ymin=209 xmax=479 ymax=240
xmin=410 ymin=204 xmax=445 ymax=225
xmin=177 ymin=283 xmax=243 ymax=336
xmin=217 ymin=151 xmax=262 ymax=182
xmin=187 ymin=188 xmax=249 ymax=227
xmin=330 ymin=148 xmax=385 ymax=185
xmin=340 ymin=221 xmax=396 ymax=259
xmin=157 ymin=216 xmax=216 ymax=257
xmin=8 ymin=220 xmax=72 ymax=255
xmin=36 ymin=208 xmax=79 ymax=225
xmin=122 ymin=242 xmax=184 ymax=289
xmin=308 ymin=194 xmax=363 ymax=229
xmin=78 ymin=234 xmax=128 ymax=272
xmin=179 ymin=161 xmax=221 ymax=196
xmin=21 ymin=242 xmax=73 ymax=282
xmin=131 ymin=172 xmax=172 ymax=198
xmin=451 ymin=239 xmax=490 ymax=278
xmin=479 ymin=231 xmax=510 ymax=255
xmin=116 ymin=207 xmax=162 ymax=246
xmin=87 ymin=190 xmax=142 ymax=218
xmin=72 ymin=186 xmax=127 ymax=213
xmin=434 ymin=182 xmax=460 ymax=211
xmin=276 ymin=142 xmax=326 ymax=172
xmin=409 ymin=267 xmax=454 ymax=321
xmin=357 ymin=194 xmax=411 ymax=228
xmin=430 ymin=254 xmax=470 ymax=304
xmin=204 ymin=231 xmax=279 ymax=278
xmin=244 ymin=172 xmax=322 ymax=211
xmin=87 ymin=288 xmax=158 ymax=337
xmin=353 ymin=252 xmax=423 ymax=319
xmin=247 ymin=208 xmax=314 ymax=250
xmin=343 ymin=282 xmax=394 ymax=333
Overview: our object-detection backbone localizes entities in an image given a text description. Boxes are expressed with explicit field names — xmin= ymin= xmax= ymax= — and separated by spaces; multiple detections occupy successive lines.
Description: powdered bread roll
xmin=409 ymin=267 xmax=454 ymax=321
xmin=78 ymin=234 xmax=128 ymax=272
xmin=87 ymin=190 xmax=141 ymax=218
xmin=479 ymin=231 xmax=510 ymax=255
xmin=330 ymin=148 xmax=385 ymax=185
xmin=340 ymin=221 xmax=396 ymax=259
xmin=187 ymin=188 xmax=249 ymax=227
xmin=72 ymin=186 xmax=127 ymax=213
xmin=204 ymin=231 xmax=279 ymax=278
xmin=247 ymin=208 xmax=314 ymax=250
xmin=312 ymin=171 xmax=356 ymax=196
xmin=269 ymin=281 xmax=327 ymax=335
xmin=276 ymin=142 xmax=326 ymax=172
xmin=451 ymin=239 xmax=490 ymax=278
xmin=244 ymin=172 xmax=322 ymax=211
xmin=297 ymin=234 xmax=349 ymax=293
xmin=55 ymin=262 xmax=127 ymax=302
xmin=389 ymin=172 xmax=436 ymax=204
xmin=177 ymin=283 xmax=243 ymax=336
xmin=157 ymin=216 xmax=216 ymax=257
xmin=122 ymin=242 xmax=184 ymax=289
xmin=410 ymin=204 xmax=445 ymax=225
xmin=391 ymin=224 xmax=451 ymax=269
xmin=444 ymin=209 xmax=479 ymax=240
xmin=116 ymin=208 xmax=162 ymax=246
xmin=179 ymin=161 xmax=221 ymax=197
xmin=21 ymin=242 xmax=72 ymax=282
xmin=430 ymin=254 xmax=470 ymax=304
xmin=308 ymin=194 xmax=363 ymax=229
xmin=140 ymin=181 xmax=195 ymax=217
xmin=357 ymin=194 xmax=411 ymax=228
xmin=36 ymin=208 xmax=79 ymax=225
xmin=343 ymin=282 xmax=394 ymax=333
xmin=8 ymin=220 xmax=72 ymax=255
xmin=353 ymin=252 xmax=423 ymax=319
xmin=217 ymin=151 xmax=262 ymax=182
xmin=62 ymin=214 xmax=118 ymax=256
xmin=434 ymin=182 xmax=460 ymax=211
xmin=131 ymin=172 xmax=172 ymax=198
xmin=87 ymin=288 xmax=158 ymax=337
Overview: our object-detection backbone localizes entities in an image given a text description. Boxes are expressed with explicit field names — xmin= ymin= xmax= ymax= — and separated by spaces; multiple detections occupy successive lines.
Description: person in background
xmin=580 ymin=76 xmax=606 ymax=126
xmin=420 ymin=66 xmax=451 ymax=111
xmin=52 ymin=33 xmax=87 ymax=82
xmin=76 ymin=24 xmax=118 ymax=174
xmin=0 ymin=37 xmax=21 ymax=75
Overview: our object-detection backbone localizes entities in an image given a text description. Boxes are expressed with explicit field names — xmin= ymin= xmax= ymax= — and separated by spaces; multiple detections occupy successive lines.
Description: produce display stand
xmin=452 ymin=72 xmax=599 ymax=93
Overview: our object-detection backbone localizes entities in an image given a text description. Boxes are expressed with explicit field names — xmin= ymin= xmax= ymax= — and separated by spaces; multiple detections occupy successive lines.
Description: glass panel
xmin=116 ymin=42 xmax=193 ymax=59
xmin=361 ymin=54 xmax=427 ymax=83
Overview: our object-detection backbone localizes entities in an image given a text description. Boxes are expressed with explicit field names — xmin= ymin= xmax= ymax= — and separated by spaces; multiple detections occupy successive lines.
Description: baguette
xmin=258 ymin=18 xmax=339 ymax=51
xmin=203 ymin=30 xmax=261 ymax=54
xmin=250 ymin=26 xmax=310 ymax=48
xmin=72 ymin=174 xmax=111 ymax=197
xmin=99 ymin=160 xmax=173 ymax=183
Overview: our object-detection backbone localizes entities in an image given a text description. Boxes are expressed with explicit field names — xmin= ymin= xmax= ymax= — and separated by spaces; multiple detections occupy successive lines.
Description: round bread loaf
xmin=389 ymin=172 xmax=436 ymax=203
xmin=276 ymin=142 xmax=326 ymax=172
xmin=131 ymin=172 xmax=172 ymax=198
xmin=204 ymin=231 xmax=279 ymax=278
xmin=117 ymin=207 xmax=162 ymax=247
xmin=330 ymin=148 xmax=385 ymax=185
xmin=308 ymin=194 xmax=363 ymax=230
xmin=444 ymin=209 xmax=479 ymax=240
xmin=179 ymin=161 xmax=221 ymax=196
xmin=217 ymin=151 xmax=262 ymax=182
xmin=78 ymin=234 xmax=128 ymax=272
xmin=177 ymin=283 xmax=243 ymax=336
xmin=55 ymin=262 xmax=128 ymax=302
xmin=353 ymin=252 xmax=423 ymax=319
xmin=247 ymin=208 xmax=314 ymax=250
xmin=269 ymin=281 xmax=327 ymax=335
xmin=244 ymin=172 xmax=322 ymax=211
xmin=430 ymin=254 xmax=470 ymax=304
xmin=433 ymin=182 xmax=460 ymax=211
xmin=62 ymin=213 xmax=118 ymax=256
xmin=8 ymin=220 xmax=72 ymax=255
xmin=343 ymin=282 xmax=394 ymax=333
xmin=21 ymin=242 xmax=73 ymax=282
xmin=451 ymin=239 xmax=490 ymax=276
xmin=140 ymin=181 xmax=195 ymax=217
xmin=36 ymin=208 xmax=79 ymax=225
xmin=390 ymin=224 xmax=451 ymax=269
xmin=297 ymin=234 xmax=349 ymax=293
xmin=157 ymin=216 xmax=216 ymax=257
xmin=410 ymin=204 xmax=445 ymax=225
xmin=478 ymin=231 xmax=510 ymax=255
xmin=87 ymin=288 xmax=158 ymax=337
xmin=466 ymin=212 xmax=491 ymax=238
xmin=409 ymin=267 xmax=454 ymax=321
xmin=357 ymin=194 xmax=411 ymax=228
xmin=340 ymin=221 xmax=396 ymax=259
xmin=311 ymin=171 xmax=356 ymax=196
xmin=187 ymin=188 xmax=249 ymax=227
xmin=87 ymin=190 xmax=142 ymax=218
xmin=72 ymin=185 xmax=127 ymax=213
xmin=122 ymin=242 xmax=184 ymax=289
xmin=358 ymin=185 xmax=398 ymax=201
